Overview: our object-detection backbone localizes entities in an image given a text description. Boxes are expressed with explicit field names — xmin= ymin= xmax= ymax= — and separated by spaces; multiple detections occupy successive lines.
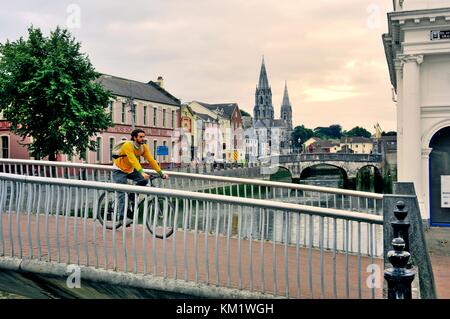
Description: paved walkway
xmin=425 ymin=227 xmax=450 ymax=299
xmin=429 ymin=254 xmax=450 ymax=299
xmin=0 ymin=214 xmax=383 ymax=299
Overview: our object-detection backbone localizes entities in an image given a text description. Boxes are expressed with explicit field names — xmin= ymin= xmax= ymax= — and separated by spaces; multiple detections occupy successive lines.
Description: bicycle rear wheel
xmin=143 ymin=197 xmax=175 ymax=239
xmin=97 ymin=192 xmax=123 ymax=230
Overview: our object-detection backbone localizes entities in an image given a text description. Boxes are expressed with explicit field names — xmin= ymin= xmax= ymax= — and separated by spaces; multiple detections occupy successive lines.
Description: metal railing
xmin=0 ymin=173 xmax=383 ymax=299
xmin=0 ymin=158 xmax=384 ymax=216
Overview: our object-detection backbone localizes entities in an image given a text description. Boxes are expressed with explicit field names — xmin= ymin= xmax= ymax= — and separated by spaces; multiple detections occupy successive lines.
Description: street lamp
xmin=298 ymin=137 xmax=302 ymax=154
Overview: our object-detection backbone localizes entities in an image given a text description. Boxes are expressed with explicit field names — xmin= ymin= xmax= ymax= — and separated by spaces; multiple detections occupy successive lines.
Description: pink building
xmin=0 ymin=120 xmax=31 ymax=159
xmin=0 ymin=74 xmax=182 ymax=168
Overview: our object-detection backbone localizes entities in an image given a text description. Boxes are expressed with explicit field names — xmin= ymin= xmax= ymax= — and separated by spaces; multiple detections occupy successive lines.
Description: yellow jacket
xmin=113 ymin=141 xmax=163 ymax=175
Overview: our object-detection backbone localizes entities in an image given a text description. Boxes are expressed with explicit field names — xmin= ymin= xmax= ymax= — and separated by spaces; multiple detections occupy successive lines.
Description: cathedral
xmin=253 ymin=57 xmax=293 ymax=156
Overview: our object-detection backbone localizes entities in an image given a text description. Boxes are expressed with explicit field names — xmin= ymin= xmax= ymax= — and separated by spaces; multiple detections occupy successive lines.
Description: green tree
xmin=240 ymin=110 xmax=251 ymax=117
xmin=292 ymin=125 xmax=314 ymax=149
xmin=314 ymin=124 xmax=342 ymax=139
xmin=343 ymin=126 xmax=372 ymax=138
xmin=382 ymin=131 xmax=397 ymax=136
xmin=0 ymin=26 xmax=113 ymax=161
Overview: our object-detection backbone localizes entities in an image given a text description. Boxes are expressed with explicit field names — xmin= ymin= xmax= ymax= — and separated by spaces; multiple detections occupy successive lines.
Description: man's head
xmin=131 ymin=129 xmax=146 ymax=145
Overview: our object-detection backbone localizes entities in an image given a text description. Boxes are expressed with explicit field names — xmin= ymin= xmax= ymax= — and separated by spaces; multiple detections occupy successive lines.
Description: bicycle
xmin=96 ymin=175 xmax=175 ymax=239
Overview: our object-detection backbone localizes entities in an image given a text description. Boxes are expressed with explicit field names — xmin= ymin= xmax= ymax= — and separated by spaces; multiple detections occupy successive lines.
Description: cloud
xmin=302 ymin=85 xmax=364 ymax=102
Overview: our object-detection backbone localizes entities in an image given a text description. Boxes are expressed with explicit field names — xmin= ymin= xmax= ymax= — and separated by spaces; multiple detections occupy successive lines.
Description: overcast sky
xmin=0 ymin=0 xmax=396 ymax=132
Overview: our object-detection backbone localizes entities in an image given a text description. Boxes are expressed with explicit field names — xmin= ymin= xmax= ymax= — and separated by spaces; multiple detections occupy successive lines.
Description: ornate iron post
xmin=392 ymin=201 xmax=411 ymax=252
xmin=384 ymin=201 xmax=415 ymax=299
xmin=384 ymin=238 xmax=415 ymax=299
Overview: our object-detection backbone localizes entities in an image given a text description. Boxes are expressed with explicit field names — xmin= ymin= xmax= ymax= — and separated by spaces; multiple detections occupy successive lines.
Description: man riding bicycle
xmin=112 ymin=129 xmax=169 ymax=225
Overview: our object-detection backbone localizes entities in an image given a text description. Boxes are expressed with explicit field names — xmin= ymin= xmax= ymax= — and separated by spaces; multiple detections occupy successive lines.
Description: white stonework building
xmin=383 ymin=0 xmax=450 ymax=225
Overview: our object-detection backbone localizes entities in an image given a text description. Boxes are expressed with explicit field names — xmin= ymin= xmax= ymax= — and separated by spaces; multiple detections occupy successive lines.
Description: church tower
xmin=280 ymin=81 xmax=293 ymax=130
xmin=254 ymin=57 xmax=274 ymax=127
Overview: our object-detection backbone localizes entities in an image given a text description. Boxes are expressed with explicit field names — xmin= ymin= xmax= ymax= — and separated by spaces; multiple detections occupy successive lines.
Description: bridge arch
xmin=270 ymin=166 xmax=293 ymax=182
xmin=357 ymin=164 xmax=382 ymax=177
xmin=299 ymin=164 xmax=349 ymax=184
xmin=356 ymin=165 xmax=383 ymax=193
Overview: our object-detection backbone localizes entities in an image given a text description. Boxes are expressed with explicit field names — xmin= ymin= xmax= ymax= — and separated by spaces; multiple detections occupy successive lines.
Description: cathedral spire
xmin=281 ymin=81 xmax=291 ymax=107
xmin=258 ymin=56 xmax=270 ymax=89
xmin=280 ymin=81 xmax=293 ymax=130
xmin=254 ymin=56 xmax=274 ymax=126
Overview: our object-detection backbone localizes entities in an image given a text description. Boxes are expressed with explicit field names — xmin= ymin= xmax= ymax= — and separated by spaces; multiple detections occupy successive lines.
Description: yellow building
xmin=338 ymin=137 xmax=374 ymax=154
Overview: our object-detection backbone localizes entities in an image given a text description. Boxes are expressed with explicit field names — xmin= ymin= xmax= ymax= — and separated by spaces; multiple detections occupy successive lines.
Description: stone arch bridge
xmin=264 ymin=153 xmax=383 ymax=179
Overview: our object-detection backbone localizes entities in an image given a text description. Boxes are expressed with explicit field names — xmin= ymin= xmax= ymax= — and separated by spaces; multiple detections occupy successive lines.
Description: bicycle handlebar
xmin=149 ymin=175 xmax=162 ymax=181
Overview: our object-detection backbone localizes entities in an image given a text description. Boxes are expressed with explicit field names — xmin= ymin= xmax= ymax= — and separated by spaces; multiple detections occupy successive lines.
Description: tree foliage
xmin=382 ymin=131 xmax=397 ymax=136
xmin=343 ymin=126 xmax=372 ymax=138
xmin=0 ymin=26 xmax=113 ymax=160
xmin=313 ymin=124 xmax=343 ymax=139
xmin=291 ymin=125 xmax=314 ymax=148
xmin=240 ymin=110 xmax=251 ymax=117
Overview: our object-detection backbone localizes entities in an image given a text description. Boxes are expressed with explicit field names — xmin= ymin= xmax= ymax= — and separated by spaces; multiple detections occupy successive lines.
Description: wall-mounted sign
xmin=157 ymin=146 xmax=169 ymax=156
xmin=431 ymin=30 xmax=450 ymax=41
xmin=441 ymin=176 xmax=450 ymax=208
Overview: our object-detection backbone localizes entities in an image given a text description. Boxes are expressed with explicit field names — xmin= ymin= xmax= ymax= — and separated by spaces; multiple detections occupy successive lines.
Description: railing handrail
xmin=0 ymin=173 xmax=383 ymax=225
xmin=0 ymin=158 xmax=384 ymax=200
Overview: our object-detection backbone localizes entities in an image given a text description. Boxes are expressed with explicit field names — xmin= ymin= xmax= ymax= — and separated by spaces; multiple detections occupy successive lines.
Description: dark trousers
xmin=112 ymin=169 xmax=148 ymax=218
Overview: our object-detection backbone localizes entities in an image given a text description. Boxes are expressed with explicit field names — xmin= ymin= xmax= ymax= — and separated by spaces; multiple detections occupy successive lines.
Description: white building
xmin=383 ymin=0 xmax=450 ymax=225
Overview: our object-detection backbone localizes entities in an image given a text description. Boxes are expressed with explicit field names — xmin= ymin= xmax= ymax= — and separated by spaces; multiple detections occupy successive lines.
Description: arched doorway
xmin=429 ymin=126 xmax=450 ymax=226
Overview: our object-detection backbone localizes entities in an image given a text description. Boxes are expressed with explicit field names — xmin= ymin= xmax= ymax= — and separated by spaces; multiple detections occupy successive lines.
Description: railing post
xmin=384 ymin=200 xmax=415 ymax=299
xmin=384 ymin=237 xmax=415 ymax=299
xmin=391 ymin=201 xmax=410 ymax=253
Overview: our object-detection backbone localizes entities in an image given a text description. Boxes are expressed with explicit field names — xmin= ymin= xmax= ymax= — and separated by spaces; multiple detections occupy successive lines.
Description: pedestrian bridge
xmin=0 ymin=159 xmax=435 ymax=299
xmin=261 ymin=153 xmax=383 ymax=179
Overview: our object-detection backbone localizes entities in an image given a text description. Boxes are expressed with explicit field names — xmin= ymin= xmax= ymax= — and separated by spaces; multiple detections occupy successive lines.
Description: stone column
xmin=421 ymin=148 xmax=432 ymax=221
xmin=395 ymin=59 xmax=404 ymax=180
xmin=399 ymin=54 xmax=424 ymax=215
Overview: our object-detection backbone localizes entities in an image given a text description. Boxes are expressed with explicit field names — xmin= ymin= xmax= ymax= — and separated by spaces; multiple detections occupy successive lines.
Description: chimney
xmin=156 ymin=76 xmax=164 ymax=89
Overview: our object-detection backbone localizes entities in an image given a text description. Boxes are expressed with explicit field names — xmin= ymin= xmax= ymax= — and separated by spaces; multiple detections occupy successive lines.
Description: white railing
xmin=0 ymin=158 xmax=384 ymax=215
xmin=0 ymin=173 xmax=383 ymax=299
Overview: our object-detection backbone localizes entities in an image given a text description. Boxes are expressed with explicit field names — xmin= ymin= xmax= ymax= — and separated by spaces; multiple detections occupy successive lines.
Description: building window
xmin=172 ymin=110 xmax=175 ymax=128
xmin=143 ymin=105 xmax=147 ymax=126
xmin=109 ymin=137 xmax=115 ymax=161
xmin=171 ymin=141 xmax=175 ymax=161
xmin=109 ymin=101 xmax=114 ymax=121
xmin=132 ymin=104 xmax=137 ymax=126
xmin=96 ymin=137 xmax=102 ymax=163
xmin=153 ymin=107 xmax=157 ymax=126
xmin=163 ymin=141 xmax=167 ymax=162
xmin=163 ymin=109 xmax=166 ymax=128
xmin=121 ymin=103 xmax=126 ymax=123
xmin=1 ymin=136 xmax=9 ymax=158
xmin=153 ymin=140 xmax=157 ymax=158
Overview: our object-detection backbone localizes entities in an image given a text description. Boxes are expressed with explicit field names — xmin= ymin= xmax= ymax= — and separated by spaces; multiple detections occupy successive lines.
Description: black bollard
xmin=391 ymin=201 xmax=411 ymax=253
xmin=384 ymin=237 xmax=415 ymax=299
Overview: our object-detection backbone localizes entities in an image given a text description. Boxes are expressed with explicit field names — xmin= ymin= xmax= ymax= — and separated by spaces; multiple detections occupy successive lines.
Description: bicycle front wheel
xmin=143 ymin=197 xmax=175 ymax=239
xmin=97 ymin=192 xmax=123 ymax=230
